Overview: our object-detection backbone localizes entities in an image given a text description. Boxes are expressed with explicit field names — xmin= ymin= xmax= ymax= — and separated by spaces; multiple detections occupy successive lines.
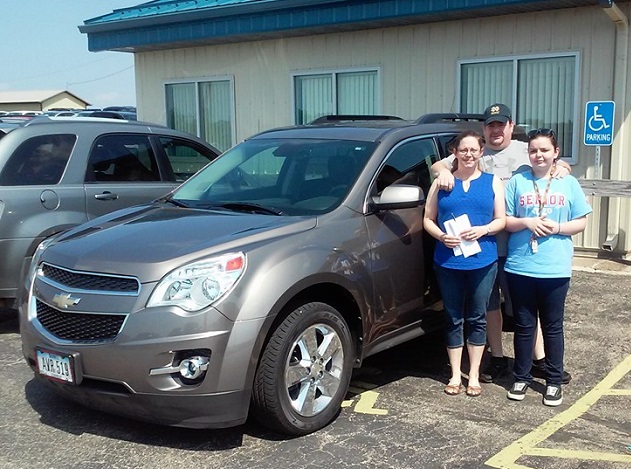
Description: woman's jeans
xmin=506 ymin=273 xmax=570 ymax=386
xmin=434 ymin=262 xmax=497 ymax=349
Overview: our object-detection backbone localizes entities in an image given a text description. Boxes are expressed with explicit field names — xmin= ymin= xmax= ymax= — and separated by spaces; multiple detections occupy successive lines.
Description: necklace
xmin=530 ymin=163 xmax=556 ymax=253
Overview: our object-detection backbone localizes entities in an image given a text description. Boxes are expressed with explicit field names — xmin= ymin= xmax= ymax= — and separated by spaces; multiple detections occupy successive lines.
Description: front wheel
xmin=251 ymin=302 xmax=353 ymax=435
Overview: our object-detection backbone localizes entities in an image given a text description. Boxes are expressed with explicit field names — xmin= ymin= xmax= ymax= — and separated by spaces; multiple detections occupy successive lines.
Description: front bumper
xmin=20 ymin=294 xmax=266 ymax=429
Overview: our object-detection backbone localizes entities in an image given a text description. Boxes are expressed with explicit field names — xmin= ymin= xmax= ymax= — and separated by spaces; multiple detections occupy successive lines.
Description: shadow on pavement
xmin=23 ymin=377 xmax=293 ymax=450
xmin=0 ymin=308 xmax=18 ymax=334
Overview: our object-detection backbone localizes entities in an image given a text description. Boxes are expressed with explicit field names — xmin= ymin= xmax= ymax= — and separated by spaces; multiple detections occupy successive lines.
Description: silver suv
xmin=0 ymin=117 xmax=220 ymax=308
xmin=20 ymin=114 xmax=486 ymax=435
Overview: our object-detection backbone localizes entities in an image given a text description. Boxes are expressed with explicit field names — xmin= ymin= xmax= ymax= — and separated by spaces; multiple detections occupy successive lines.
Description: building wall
xmin=0 ymin=92 xmax=88 ymax=112
xmin=42 ymin=95 xmax=87 ymax=110
xmin=0 ymin=103 xmax=41 ymax=112
xmin=135 ymin=4 xmax=631 ymax=257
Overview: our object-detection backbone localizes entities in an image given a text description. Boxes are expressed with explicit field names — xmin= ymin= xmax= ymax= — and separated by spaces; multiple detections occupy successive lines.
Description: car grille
xmin=36 ymin=300 xmax=125 ymax=343
xmin=42 ymin=263 xmax=139 ymax=293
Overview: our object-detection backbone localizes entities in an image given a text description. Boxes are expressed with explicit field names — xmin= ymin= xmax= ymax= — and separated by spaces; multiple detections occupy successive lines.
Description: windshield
xmin=171 ymin=137 xmax=376 ymax=216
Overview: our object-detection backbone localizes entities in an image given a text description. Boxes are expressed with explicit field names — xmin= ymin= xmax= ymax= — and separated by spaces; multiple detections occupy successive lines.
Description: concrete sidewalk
xmin=573 ymin=255 xmax=631 ymax=275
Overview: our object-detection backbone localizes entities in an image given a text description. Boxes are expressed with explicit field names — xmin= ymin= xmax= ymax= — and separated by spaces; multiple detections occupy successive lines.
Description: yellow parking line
xmin=486 ymin=353 xmax=631 ymax=468
xmin=528 ymin=448 xmax=631 ymax=463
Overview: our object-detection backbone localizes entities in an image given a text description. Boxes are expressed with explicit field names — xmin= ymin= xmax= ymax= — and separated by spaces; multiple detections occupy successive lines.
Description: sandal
xmin=444 ymin=383 xmax=463 ymax=396
xmin=466 ymin=385 xmax=482 ymax=397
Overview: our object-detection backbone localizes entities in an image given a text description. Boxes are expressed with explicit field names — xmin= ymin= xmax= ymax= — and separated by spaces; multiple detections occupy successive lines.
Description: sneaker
xmin=480 ymin=357 xmax=507 ymax=383
xmin=543 ymin=385 xmax=563 ymax=406
xmin=531 ymin=362 xmax=572 ymax=384
xmin=508 ymin=381 xmax=529 ymax=401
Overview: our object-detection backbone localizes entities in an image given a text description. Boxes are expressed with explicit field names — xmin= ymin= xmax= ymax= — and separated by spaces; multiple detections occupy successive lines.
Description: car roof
xmin=250 ymin=113 xmax=528 ymax=143
xmin=24 ymin=115 xmax=157 ymax=128
xmin=250 ymin=114 xmax=487 ymax=143
xmin=0 ymin=116 xmax=220 ymax=153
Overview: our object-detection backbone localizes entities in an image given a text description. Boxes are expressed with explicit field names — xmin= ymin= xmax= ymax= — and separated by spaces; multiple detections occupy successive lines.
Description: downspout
xmin=599 ymin=1 xmax=628 ymax=252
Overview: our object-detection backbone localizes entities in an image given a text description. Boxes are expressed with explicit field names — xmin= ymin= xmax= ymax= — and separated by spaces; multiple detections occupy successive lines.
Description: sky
xmin=0 ymin=0 xmax=139 ymax=109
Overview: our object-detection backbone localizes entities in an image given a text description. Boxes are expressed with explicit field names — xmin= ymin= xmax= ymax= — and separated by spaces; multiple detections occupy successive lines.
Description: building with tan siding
xmin=0 ymin=90 xmax=89 ymax=113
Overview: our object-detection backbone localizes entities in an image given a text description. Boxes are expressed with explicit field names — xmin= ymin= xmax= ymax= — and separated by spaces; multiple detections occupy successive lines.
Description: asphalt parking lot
xmin=1 ymin=267 xmax=630 ymax=469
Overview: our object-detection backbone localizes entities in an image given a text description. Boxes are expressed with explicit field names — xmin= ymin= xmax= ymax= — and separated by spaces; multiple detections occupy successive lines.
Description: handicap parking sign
xmin=584 ymin=101 xmax=615 ymax=146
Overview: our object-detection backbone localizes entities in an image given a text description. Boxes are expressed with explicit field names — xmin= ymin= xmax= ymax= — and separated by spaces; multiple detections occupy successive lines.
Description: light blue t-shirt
xmin=504 ymin=172 xmax=592 ymax=278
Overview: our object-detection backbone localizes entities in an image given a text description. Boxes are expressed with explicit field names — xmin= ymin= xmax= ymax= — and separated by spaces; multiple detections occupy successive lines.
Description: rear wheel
xmin=251 ymin=302 xmax=353 ymax=435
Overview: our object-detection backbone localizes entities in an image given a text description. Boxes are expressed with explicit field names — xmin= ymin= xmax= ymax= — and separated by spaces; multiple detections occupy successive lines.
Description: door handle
xmin=94 ymin=191 xmax=119 ymax=200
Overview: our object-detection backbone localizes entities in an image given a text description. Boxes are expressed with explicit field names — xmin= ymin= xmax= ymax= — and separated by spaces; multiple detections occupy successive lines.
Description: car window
xmin=375 ymin=137 xmax=440 ymax=196
xmin=158 ymin=137 xmax=218 ymax=182
xmin=436 ymin=134 xmax=459 ymax=158
xmin=0 ymin=134 xmax=75 ymax=186
xmin=86 ymin=134 xmax=160 ymax=182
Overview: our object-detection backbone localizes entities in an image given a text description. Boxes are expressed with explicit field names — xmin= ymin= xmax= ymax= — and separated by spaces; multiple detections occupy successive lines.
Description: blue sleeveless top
xmin=433 ymin=171 xmax=498 ymax=270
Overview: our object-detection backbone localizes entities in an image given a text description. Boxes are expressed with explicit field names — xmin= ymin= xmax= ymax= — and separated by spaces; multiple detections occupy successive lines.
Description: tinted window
xmin=159 ymin=137 xmax=218 ymax=182
xmin=0 ymin=134 xmax=75 ymax=186
xmin=86 ymin=134 xmax=160 ymax=182
xmin=375 ymin=137 xmax=440 ymax=195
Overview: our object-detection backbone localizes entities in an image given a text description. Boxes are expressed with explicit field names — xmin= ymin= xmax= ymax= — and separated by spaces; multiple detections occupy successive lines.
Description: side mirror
xmin=371 ymin=184 xmax=424 ymax=211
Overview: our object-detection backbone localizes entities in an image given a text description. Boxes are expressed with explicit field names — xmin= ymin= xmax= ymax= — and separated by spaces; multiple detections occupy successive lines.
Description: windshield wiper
xmin=217 ymin=202 xmax=283 ymax=216
xmin=160 ymin=196 xmax=190 ymax=208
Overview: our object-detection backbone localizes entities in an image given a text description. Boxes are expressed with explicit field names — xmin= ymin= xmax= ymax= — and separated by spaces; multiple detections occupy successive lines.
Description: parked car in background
xmin=2 ymin=111 xmax=43 ymax=120
xmin=0 ymin=116 xmax=220 ymax=309
xmin=20 ymin=113 xmax=495 ymax=435
xmin=89 ymin=110 xmax=137 ymax=121
xmin=42 ymin=110 xmax=83 ymax=117
xmin=103 ymin=106 xmax=136 ymax=113
xmin=76 ymin=110 xmax=137 ymax=121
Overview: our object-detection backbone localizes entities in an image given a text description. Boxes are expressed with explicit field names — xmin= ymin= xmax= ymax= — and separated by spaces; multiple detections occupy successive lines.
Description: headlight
xmin=25 ymin=235 xmax=59 ymax=290
xmin=147 ymin=252 xmax=245 ymax=312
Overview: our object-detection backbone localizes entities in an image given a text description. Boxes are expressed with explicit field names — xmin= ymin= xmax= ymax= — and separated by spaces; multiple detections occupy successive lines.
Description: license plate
xmin=36 ymin=348 xmax=75 ymax=384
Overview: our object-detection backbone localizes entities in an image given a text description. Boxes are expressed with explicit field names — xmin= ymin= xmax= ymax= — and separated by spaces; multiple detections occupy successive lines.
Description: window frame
xmin=164 ymin=76 xmax=236 ymax=152
xmin=290 ymin=67 xmax=382 ymax=125
xmin=457 ymin=52 xmax=581 ymax=164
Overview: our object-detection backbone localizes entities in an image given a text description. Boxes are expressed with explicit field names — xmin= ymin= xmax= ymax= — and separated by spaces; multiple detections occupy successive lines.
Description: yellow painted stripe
xmin=603 ymin=389 xmax=631 ymax=396
xmin=528 ymin=448 xmax=631 ymax=463
xmin=353 ymin=390 xmax=388 ymax=415
xmin=486 ymin=353 xmax=631 ymax=468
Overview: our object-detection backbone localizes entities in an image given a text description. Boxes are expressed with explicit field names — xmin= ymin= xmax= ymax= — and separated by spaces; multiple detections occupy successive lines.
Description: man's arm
xmin=553 ymin=159 xmax=572 ymax=178
xmin=430 ymin=157 xmax=455 ymax=191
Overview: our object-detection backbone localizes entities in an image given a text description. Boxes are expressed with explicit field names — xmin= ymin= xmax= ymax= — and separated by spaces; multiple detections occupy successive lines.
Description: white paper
xmin=443 ymin=214 xmax=482 ymax=258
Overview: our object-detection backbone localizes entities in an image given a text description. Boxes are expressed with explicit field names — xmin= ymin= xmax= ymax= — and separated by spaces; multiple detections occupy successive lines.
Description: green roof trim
xmin=79 ymin=0 xmax=611 ymax=52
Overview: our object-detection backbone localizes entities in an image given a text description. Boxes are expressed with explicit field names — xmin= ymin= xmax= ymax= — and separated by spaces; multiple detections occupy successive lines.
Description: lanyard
xmin=532 ymin=173 xmax=553 ymax=215
xmin=530 ymin=163 xmax=556 ymax=253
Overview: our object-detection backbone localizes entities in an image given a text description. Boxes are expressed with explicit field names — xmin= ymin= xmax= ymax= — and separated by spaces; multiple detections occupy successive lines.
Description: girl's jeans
xmin=435 ymin=262 xmax=497 ymax=348
xmin=506 ymin=272 xmax=570 ymax=386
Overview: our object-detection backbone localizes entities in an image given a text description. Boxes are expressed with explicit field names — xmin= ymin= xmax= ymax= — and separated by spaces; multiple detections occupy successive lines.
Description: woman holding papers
xmin=504 ymin=129 xmax=591 ymax=406
xmin=424 ymin=130 xmax=506 ymax=397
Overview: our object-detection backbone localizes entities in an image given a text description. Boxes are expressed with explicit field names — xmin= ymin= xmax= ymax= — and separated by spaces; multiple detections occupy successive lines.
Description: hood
xmin=44 ymin=204 xmax=317 ymax=282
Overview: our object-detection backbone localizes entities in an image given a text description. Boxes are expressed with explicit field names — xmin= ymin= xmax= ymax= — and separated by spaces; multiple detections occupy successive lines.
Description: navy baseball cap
xmin=483 ymin=103 xmax=512 ymax=125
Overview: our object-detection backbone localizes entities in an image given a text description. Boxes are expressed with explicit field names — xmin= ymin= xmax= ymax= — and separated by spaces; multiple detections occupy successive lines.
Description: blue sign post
xmin=584 ymin=101 xmax=615 ymax=146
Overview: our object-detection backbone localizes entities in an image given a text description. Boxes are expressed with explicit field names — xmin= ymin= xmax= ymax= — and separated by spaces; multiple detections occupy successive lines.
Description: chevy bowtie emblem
xmin=52 ymin=293 xmax=81 ymax=309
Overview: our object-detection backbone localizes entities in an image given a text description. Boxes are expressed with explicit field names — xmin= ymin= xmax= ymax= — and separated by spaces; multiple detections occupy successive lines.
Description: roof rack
xmin=309 ymin=114 xmax=404 ymax=124
xmin=415 ymin=113 xmax=484 ymax=124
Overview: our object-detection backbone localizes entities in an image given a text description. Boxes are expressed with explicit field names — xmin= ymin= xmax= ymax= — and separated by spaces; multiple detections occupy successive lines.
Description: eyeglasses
xmin=456 ymin=148 xmax=481 ymax=155
xmin=527 ymin=128 xmax=556 ymax=139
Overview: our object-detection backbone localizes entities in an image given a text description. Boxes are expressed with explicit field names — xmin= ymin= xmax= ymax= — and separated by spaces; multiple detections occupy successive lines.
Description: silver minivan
xmin=20 ymin=115 xmax=485 ymax=435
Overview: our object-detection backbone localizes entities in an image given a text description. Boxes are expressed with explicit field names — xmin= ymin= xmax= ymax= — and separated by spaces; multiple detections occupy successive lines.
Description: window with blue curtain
xmin=294 ymin=70 xmax=379 ymax=124
xmin=460 ymin=55 xmax=577 ymax=159
xmin=166 ymin=79 xmax=235 ymax=152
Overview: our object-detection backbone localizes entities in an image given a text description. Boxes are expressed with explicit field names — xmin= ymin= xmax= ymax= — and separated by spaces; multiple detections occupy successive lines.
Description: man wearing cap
xmin=431 ymin=103 xmax=572 ymax=384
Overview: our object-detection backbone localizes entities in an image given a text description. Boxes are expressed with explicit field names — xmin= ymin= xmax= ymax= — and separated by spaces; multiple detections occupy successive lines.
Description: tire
xmin=251 ymin=302 xmax=353 ymax=435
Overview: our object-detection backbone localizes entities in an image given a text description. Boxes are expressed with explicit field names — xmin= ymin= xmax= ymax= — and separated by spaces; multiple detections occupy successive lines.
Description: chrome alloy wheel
xmin=284 ymin=323 xmax=344 ymax=417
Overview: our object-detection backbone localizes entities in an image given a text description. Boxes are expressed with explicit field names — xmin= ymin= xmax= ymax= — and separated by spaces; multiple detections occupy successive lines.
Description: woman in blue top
xmin=424 ymin=131 xmax=506 ymax=397
xmin=504 ymin=128 xmax=591 ymax=407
